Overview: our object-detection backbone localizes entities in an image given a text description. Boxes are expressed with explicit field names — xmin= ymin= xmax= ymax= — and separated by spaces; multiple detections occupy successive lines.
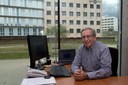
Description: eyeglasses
xmin=81 ymin=35 xmax=93 ymax=39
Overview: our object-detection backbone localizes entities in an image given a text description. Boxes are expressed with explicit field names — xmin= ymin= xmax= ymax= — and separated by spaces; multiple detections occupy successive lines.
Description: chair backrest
xmin=108 ymin=47 xmax=118 ymax=76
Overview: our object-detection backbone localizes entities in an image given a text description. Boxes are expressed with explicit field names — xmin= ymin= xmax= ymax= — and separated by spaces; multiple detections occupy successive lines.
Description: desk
xmin=55 ymin=65 xmax=128 ymax=85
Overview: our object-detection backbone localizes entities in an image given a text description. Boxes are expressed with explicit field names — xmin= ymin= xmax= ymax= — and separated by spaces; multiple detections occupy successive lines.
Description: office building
xmin=0 ymin=0 xmax=44 ymax=36
xmin=102 ymin=16 xmax=118 ymax=31
xmin=44 ymin=0 xmax=102 ymax=37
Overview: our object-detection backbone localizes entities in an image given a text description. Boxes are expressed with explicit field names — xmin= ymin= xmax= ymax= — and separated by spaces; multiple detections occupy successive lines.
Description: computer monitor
xmin=27 ymin=35 xmax=51 ymax=69
xmin=58 ymin=49 xmax=75 ymax=64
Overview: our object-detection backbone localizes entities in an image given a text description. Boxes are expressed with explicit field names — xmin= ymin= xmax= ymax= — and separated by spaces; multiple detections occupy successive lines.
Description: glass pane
xmin=0 ymin=0 xmax=120 ymax=84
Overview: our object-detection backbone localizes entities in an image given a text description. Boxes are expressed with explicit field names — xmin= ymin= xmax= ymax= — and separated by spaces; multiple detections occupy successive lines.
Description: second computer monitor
xmin=58 ymin=49 xmax=75 ymax=64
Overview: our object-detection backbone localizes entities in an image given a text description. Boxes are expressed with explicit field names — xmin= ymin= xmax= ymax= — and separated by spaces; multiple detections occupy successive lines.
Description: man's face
xmin=81 ymin=29 xmax=96 ymax=48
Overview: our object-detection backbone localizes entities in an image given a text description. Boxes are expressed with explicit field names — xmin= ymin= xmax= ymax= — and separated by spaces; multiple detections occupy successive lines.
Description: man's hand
xmin=73 ymin=69 xmax=88 ymax=81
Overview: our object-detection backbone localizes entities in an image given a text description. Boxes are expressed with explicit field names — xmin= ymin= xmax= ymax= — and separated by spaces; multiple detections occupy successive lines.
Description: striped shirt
xmin=71 ymin=41 xmax=112 ymax=79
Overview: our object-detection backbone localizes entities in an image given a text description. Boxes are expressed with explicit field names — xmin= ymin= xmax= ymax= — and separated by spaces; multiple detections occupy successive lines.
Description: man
xmin=71 ymin=27 xmax=112 ymax=80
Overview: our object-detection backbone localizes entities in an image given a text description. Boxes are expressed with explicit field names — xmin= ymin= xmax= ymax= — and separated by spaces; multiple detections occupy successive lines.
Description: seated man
xmin=71 ymin=27 xmax=112 ymax=80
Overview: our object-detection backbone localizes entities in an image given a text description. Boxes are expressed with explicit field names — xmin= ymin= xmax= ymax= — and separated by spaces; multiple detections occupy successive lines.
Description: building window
xmin=76 ymin=12 xmax=80 ymax=16
xmin=62 ymin=20 xmax=66 ymax=25
xmin=55 ymin=20 xmax=58 ymax=24
xmin=9 ymin=28 xmax=13 ymax=35
xmin=55 ymin=11 xmax=58 ymax=16
xmin=77 ymin=29 xmax=81 ymax=33
xmin=90 ymin=4 xmax=94 ymax=9
xmin=83 ymin=20 xmax=87 ymax=25
xmin=69 ymin=11 xmax=74 ymax=16
xmin=97 ymin=29 xmax=100 ymax=33
xmin=62 ymin=11 xmax=66 ymax=16
xmin=97 ymin=13 xmax=100 ymax=17
xmin=47 ymin=11 xmax=51 ymax=15
xmin=90 ymin=12 xmax=94 ymax=17
xmin=76 ymin=3 xmax=80 ymax=8
xmin=17 ymin=28 xmax=21 ymax=35
xmin=47 ymin=20 xmax=51 ymax=24
xmin=83 ymin=12 xmax=87 ymax=17
xmin=76 ymin=20 xmax=81 ymax=25
xmin=83 ymin=4 xmax=87 ymax=8
xmin=47 ymin=2 xmax=51 ymax=6
xmin=69 ymin=20 xmax=74 ymax=25
xmin=33 ymin=28 xmax=37 ymax=35
xmin=62 ymin=2 xmax=66 ymax=7
xmin=70 ymin=29 xmax=74 ymax=33
xmin=39 ymin=28 xmax=43 ymax=35
xmin=69 ymin=3 xmax=73 ymax=7
xmin=23 ymin=28 xmax=29 ymax=35
xmin=97 ymin=21 xmax=100 ymax=25
xmin=55 ymin=2 xmax=58 ymax=7
xmin=0 ymin=28 xmax=4 ymax=35
xmin=97 ymin=5 xmax=100 ymax=9
xmin=90 ymin=21 xmax=94 ymax=25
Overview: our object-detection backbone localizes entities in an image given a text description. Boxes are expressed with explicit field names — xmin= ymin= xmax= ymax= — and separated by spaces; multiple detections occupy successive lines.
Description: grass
xmin=0 ymin=38 xmax=117 ymax=59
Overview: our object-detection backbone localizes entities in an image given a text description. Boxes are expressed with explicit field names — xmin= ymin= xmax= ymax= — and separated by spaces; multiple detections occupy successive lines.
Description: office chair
xmin=108 ymin=47 xmax=118 ymax=76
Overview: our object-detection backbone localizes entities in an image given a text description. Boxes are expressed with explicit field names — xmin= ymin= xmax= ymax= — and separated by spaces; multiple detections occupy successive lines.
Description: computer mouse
xmin=44 ymin=76 xmax=51 ymax=79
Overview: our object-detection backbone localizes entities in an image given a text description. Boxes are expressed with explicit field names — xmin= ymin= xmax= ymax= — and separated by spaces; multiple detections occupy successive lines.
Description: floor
xmin=0 ymin=59 xmax=29 ymax=85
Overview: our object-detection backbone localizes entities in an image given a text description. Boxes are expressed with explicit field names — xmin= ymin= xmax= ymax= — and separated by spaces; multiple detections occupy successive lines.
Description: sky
xmin=102 ymin=0 xmax=119 ymax=17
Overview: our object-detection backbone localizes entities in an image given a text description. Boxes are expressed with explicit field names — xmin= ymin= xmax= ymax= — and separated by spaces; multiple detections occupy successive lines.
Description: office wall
xmin=121 ymin=0 xmax=128 ymax=76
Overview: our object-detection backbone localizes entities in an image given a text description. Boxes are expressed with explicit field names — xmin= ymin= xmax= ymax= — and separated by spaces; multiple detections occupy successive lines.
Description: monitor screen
xmin=58 ymin=49 xmax=75 ymax=64
xmin=27 ymin=35 xmax=50 ymax=68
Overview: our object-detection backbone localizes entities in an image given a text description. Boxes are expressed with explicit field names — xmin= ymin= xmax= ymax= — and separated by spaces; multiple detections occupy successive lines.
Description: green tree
xmin=46 ymin=25 xmax=69 ymax=38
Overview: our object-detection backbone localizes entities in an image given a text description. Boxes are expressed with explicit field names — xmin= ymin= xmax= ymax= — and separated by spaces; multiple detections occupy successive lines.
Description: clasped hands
xmin=73 ymin=69 xmax=88 ymax=81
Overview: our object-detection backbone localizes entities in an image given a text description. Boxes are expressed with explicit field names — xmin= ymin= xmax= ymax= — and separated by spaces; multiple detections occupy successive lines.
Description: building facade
xmin=44 ymin=0 xmax=102 ymax=37
xmin=102 ymin=16 xmax=118 ymax=31
xmin=0 ymin=0 xmax=102 ymax=37
xmin=0 ymin=0 xmax=44 ymax=36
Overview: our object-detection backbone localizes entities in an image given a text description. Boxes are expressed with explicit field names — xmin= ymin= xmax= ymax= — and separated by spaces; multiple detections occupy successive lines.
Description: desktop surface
xmin=55 ymin=65 xmax=128 ymax=85
xmin=56 ymin=76 xmax=128 ymax=85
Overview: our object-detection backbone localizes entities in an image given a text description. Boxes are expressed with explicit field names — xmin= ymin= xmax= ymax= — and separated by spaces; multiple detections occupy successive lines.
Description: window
xmin=55 ymin=20 xmax=58 ymax=24
xmin=33 ymin=28 xmax=37 ymax=35
xmin=90 ymin=21 xmax=94 ymax=25
xmin=77 ymin=29 xmax=81 ymax=33
xmin=47 ymin=20 xmax=51 ymax=24
xmin=83 ymin=12 xmax=87 ymax=17
xmin=69 ymin=11 xmax=74 ymax=16
xmin=47 ymin=2 xmax=51 ymax=6
xmin=62 ymin=11 xmax=66 ymax=16
xmin=90 ymin=12 xmax=94 ymax=17
xmin=76 ymin=12 xmax=80 ymax=16
xmin=55 ymin=2 xmax=58 ymax=7
xmin=62 ymin=2 xmax=66 ymax=7
xmin=55 ymin=11 xmax=58 ymax=16
xmin=47 ymin=11 xmax=51 ymax=15
xmin=83 ymin=4 xmax=87 ymax=8
xmin=23 ymin=28 xmax=29 ymax=35
xmin=0 ymin=27 xmax=4 ymax=35
xmin=17 ymin=28 xmax=21 ymax=35
xmin=97 ymin=13 xmax=100 ymax=17
xmin=90 ymin=4 xmax=94 ymax=8
xmin=76 ymin=3 xmax=80 ymax=8
xmin=9 ymin=28 xmax=13 ymax=35
xmin=83 ymin=20 xmax=87 ymax=25
xmin=76 ymin=20 xmax=81 ymax=25
xmin=69 ymin=20 xmax=74 ymax=25
xmin=70 ymin=29 xmax=74 ymax=33
xmin=97 ymin=29 xmax=100 ymax=33
xmin=69 ymin=3 xmax=73 ymax=7
xmin=97 ymin=21 xmax=100 ymax=25
xmin=97 ymin=5 xmax=100 ymax=9
xmin=62 ymin=20 xmax=66 ymax=25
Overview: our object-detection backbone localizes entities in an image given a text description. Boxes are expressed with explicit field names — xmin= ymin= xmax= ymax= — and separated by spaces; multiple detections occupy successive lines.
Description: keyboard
xmin=49 ymin=65 xmax=71 ymax=77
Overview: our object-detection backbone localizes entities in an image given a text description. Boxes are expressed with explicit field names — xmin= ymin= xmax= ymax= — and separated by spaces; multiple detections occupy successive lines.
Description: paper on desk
xmin=21 ymin=77 xmax=56 ymax=85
